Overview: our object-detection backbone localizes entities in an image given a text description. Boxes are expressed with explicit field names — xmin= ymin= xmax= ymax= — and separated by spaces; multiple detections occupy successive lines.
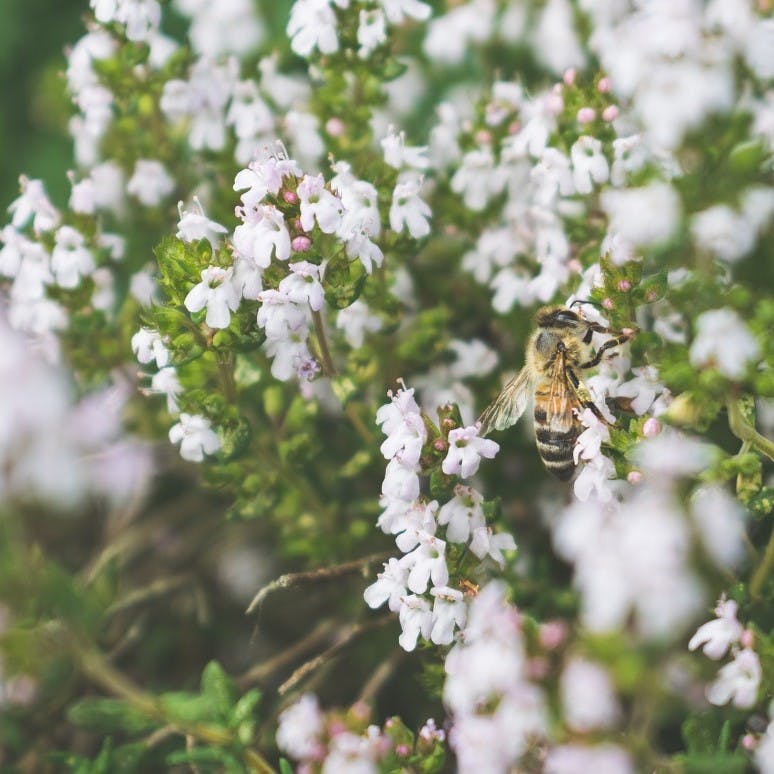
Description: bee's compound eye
xmin=554 ymin=310 xmax=579 ymax=323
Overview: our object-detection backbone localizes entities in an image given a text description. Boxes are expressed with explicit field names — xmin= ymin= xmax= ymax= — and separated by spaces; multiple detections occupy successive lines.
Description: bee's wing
xmin=478 ymin=367 xmax=534 ymax=436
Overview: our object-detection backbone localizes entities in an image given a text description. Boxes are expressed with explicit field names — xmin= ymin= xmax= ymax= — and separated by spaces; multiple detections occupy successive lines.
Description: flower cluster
xmin=364 ymin=385 xmax=513 ymax=651
xmin=276 ymin=694 xmax=446 ymax=772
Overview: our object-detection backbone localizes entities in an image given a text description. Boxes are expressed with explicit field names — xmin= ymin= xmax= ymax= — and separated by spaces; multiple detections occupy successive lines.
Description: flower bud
xmin=643 ymin=417 xmax=661 ymax=437
xmin=292 ymin=235 xmax=312 ymax=252
xmin=627 ymin=470 xmax=643 ymax=484
xmin=577 ymin=107 xmax=596 ymax=124
xmin=602 ymin=105 xmax=619 ymax=122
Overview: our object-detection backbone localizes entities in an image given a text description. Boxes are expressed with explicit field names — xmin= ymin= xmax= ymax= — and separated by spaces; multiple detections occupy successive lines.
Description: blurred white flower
xmin=689 ymin=308 xmax=759 ymax=380
xmin=276 ymin=694 xmax=324 ymax=760
xmin=561 ymin=658 xmax=620 ymax=732
xmin=706 ymin=648 xmax=761 ymax=709
xmin=688 ymin=597 xmax=743 ymax=661
xmin=601 ymin=182 xmax=681 ymax=248
xmin=127 ymin=160 xmax=175 ymax=207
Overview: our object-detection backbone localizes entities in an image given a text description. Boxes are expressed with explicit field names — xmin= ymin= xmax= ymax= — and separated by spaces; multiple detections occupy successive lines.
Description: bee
xmin=478 ymin=305 xmax=634 ymax=480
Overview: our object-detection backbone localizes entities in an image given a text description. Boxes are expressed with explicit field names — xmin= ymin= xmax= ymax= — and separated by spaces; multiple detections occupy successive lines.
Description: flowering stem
xmin=727 ymin=397 xmax=774 ymax=462
xmin=750 ymin=526 xmax=774 ymax=600
xmin=311 ymin=308 xmax=337 ymax=377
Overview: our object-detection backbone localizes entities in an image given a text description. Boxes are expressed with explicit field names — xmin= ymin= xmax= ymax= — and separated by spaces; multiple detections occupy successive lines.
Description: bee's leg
xmin=564 ymin=365 xmax=612 ymax=426
xmin=579 ymin=332 xmax=632 ymax=369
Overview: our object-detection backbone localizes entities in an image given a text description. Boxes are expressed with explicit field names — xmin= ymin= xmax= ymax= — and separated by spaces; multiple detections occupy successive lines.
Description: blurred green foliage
xmin=0 ymin=0 xmax=83 ymax=206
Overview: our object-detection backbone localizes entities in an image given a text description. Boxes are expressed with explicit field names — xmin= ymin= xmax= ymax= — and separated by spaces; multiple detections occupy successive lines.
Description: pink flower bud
xmin=396 ymin=744 xmax=411 ymax=757
xmin=326 ymin=117 xmax=345 ymax=137
xmin=538 ymin=620 xmax=567 ymax=650
xmin=602 ymin=105 xmax=620 ymax=122
xmin=526 ymin=657 xmax=549 ymax=680
xmin=742 ymin=734 xmax=758 ymax=751
xmin=577 ymin=107 xmax=596 ymax=124
xmin=627 ymin=470 xmax=643 ymax=485
xmin=282 ymin=189 xmax=299 ymax=205
xmin=475 ymin=129 xmax=493 ymax=145
xmin=622 ymin=327 xmax=635 ymax=338
xmin=646 ymin=289 xmax=658 ymax=302
xmin=568 ymin=258 xmax=583 ymax=274
xmin=602 ymin=297 xmax=614 ymax=310
xmin=546 ymin=93 xmax=564 ymax=115
xmin=433 ymin=439 xmax=448 ymax=452
xmin=618 ymin=279 xmax=632 ymax=292
xmin=741 ymin=629 xmax=755 ymax=649
xmin=643 ymin=417 xmax=661 ymax=437
xmin=563 ymin=68 xmax=576 ymax=86
xmin=508 ymin=120 xmax=521 ymax=134
xmin=328 ymin=720 xmax=348 ymax=736
xmin=597 ymin=76 xmax=612 ymax=93
xmin=292 ymin=235 xmax=312 ymax=252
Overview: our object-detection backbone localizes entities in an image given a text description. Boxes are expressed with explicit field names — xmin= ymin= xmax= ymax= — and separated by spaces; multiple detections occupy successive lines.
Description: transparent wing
xmin=478 ymin=367 xmax=533 ymax=436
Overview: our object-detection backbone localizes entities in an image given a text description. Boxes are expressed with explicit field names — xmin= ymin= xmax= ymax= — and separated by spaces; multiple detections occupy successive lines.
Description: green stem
xmin=311 ymin=308 xmax=337 ymax=377
xmin=750 ymin=526 xmax=774 ymax=600
xmin=727 ymin=397 xmax=774 ymax=462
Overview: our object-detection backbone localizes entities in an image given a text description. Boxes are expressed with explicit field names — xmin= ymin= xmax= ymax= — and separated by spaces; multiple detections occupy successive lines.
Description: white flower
xmin=150 ymin=368 xmax=182 ymax=413
xmin=689 ymin=308 xmax=759 ymax=380
xmin=184 ymin=266 xmax=241 ymax=329
xmin=688 ymin=598 xmax=743 ymax=661
xmin=389 ymin=174 xmax=431 ymax=238
xmin=256 ymin=289 xmax=308 ymax=339
xmin=706 ymin=648 xmax=761 ymax=709
xmin=398 ymin=594 xmax=433 ymax=651
xmin=573 ymin=408 xmax=610 ymax=464
xmin=560 ymin=658 xmax=620 ymax=732
xmin=131 ymin=327 xmax=169 ymax=368
xmin=161 ymin=58 xmax=236 ymax=151
xmin=469 ymin=527 xmax=516 ymax=568
xmin=380 ymin=0 xmax=431 ymax=24
xmin=533 ymin=0 xmax=585 ymax=74
xmin=438 ymin=485 xmax=485 ymax=543
xmin=689 ymin=485 xmax=745 ymax=569
xmin=8 ymin=177 xmax=60 ymax=233
xmin=287 ymin=0 xmax=341 ymax=57
xmin=363 ymin=557 xmax=409 ymax=612
xmin=381 ymin=456 xmax=420 ymax=501
xmin=376 ymin=386 xmax=426 ymax=465
xmin=276 ymin=694 xmax=323 ymax=760
xmin=451 ymin=146 xmax=506 ymax=211
xmin=358 ymin=9 xmax=387 ymax=58
xmin=397 ymin=530 xmax=448 ymax=593
xmin=264 ymin=335 xmax=314 ymax=382
xmin=233 ymin=154 xmax=302 ymax=209
xmin=233 ymin=205 xmax=291 ymax=267
xmin=381 ymin=127 xmax=429 ymax=170
xmin=168 ymin=413 xmax=220 ymax=462
xmin=69 ymin=162 xmax=125 ymax=215
xmin=127 ymin=160 xmax=175 ymax=206
xmin=756 ymin=718 xmax=774 ymax=774
xmin=51 ymin=226 xmax=95 ymax=289
xmin=601 ymin=182 xmax=681 ymax=248
xmin=545 ymin=744 xmax=634 ymax=774
xmin=423 ymin=0 xmax=495 ymax=64
xmin=175 ymin=0 xmax=263 ymax=58
xmin=429 ymin=586 xmax=467 ymax=645
xmin=633 ymin=430 xmax=716 ymax=479
xmin=176 ymin=199 xmax=229 ymax=248
xmin=335 ymin=300 xmax=382 ymax=348
xmin=570 ymin=136 xmax=609 ymax=195
xmin=278 ymin=261 xmax=324 ymax=312
xmin=610 ymin=135 xmax=648 ymax=187
xmin=297 ymin=174 xmax=344 ymax=234
xmin=442 ymin=425 xmax=499 ymax=478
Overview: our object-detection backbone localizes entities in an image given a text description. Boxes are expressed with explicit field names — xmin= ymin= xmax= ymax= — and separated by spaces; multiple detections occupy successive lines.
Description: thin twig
xmin=357 ymin=650 xmax=404 ymax=705
xmin=105 ymin=574 xmax=193 ymax=619
xmin=278 ymin=617 xmax=392 ymax=695
xmin=237 ymin=619 xmax=336 ymax=690
xmin=245 ymin=552 xmax=392 ymax=615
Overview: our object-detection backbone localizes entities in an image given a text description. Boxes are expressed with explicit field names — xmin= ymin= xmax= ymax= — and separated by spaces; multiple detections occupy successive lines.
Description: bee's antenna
xmin=571 ymin=298 xmax=603 ymax=311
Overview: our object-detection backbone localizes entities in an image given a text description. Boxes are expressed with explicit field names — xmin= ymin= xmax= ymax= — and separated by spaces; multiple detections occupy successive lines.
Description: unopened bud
xmin=602 ymin=105 xmax=619 ymax=122
xmin=627 ymin=470 xmax=643 ymax=485
xmin=563 ymin=68 xmax=576 ymax=86
xmin=643 ymin=417 xmax=661 ymax=437
xmin=618 ymin=279 xmax=631 ymax=292
xmin=326 ymin=117 xmax=345 ymax=137
xmin=475 ymin=129 xmax=493 ymax=145
xmin=602 ymin=297 xmax=614 ymax=310
xmin=597 ymin=76 xmax=612 ymax=93
xmin=741 ymin=629 xmax=755 ymax=649
xmin=292 ymin=235 xmax=312 ymax=252
xmin=577 ymin=106 xmax=596 ymax=124
xmin=282 ymin=190 xmax=299 ymax=205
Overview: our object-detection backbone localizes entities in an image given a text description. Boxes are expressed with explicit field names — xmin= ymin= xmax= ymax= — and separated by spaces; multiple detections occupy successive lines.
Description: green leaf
xmin=201 ymin=661 xmax=238 ymax=719
xmin=323 ymin=253 xmax=367 ymax=309
xmin=279 ymin=758 xmax=294 ymax=774
xmin=67 ymin=698 xmax=156 ymax=735
xmin=159 ymin=692 xmax=214 ymax=724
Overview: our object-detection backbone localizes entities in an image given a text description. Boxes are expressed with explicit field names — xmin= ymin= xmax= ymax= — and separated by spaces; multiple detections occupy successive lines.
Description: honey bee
xmin=478 ymin=305 xmax=634 ymax=480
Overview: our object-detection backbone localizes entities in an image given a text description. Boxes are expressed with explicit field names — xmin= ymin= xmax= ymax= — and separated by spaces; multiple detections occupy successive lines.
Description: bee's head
xmin=535 ymin=306 xmax=582 ymax=330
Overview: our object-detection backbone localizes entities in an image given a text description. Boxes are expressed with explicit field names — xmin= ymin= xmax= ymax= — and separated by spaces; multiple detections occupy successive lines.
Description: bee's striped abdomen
xmin=533 ymin=405 xmax=579 ymax=481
